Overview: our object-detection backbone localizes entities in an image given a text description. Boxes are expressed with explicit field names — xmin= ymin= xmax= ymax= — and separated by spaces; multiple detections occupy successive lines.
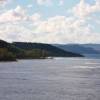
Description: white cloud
xmin=0 ymin=23 xmax=37 ymax=42
xmin=27 ymin=4 xmax=33 ymax=8
xmin=0 ymin=3 xmax=100 ymax=43
xmin=0 ymin=13 xmax=100 ymax=43
xmin=36 ymin=0 xmax=52 ymax=6
xmin=72 ymin=0 xmax=100 ymax=19
xmin=59 ymin=0 xmax=64 ymax=6
xmin=0 ymin=0 xmax=7 ymax=4
xmin=32 ymin=16 xmax=100 ymax=43
xmin=36 ymin=0 xmax=64 ymax=6
xmin=0 ymin=0 xmax=13 ymax=7
xmin=0 ymin=6 xmax=27 ymax=22
xmin=31 ymin=13 xmax=41 ymax=22
xmin=0 ymin=5 xmax=41 ymax=23
xmin=0 ymin=0 xmax=7 ymax=6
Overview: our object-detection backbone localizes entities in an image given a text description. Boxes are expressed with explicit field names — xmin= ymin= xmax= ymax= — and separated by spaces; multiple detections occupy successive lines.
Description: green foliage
xmin=0 ymin=51 xmax=16 ymax=61
xmin=13 ymin=42 xmax=83 ymax=57
xmin=0 ymin=40 xmax=83 ymax=61
xmin=18 ymin=49 xmax=49 ymax=59
xmin=6 ymin=52 xmax=16 ymax=61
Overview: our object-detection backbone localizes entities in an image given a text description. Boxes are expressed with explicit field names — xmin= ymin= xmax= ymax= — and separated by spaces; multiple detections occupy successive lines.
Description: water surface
xmin=0 ymin=58 xmax=100 ymax=100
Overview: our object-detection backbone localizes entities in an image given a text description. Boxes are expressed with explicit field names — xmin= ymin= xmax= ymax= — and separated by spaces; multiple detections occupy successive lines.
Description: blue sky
xmin=4 ymin=0 xmax=79 ymax=17
xmin=0 ymin=0 xmax=100 ymax=43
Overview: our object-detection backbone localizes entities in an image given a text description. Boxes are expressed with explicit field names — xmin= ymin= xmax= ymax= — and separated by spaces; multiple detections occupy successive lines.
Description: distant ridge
xmin=54 ymin=44 xmax=100 ymax=54
xmin=54 ymin=44 xmax=100 ymax=58
xmin=12 ymin=42 xmax=83 ymax=57
xmin=83 ymin=44 xmax=100 ymax=51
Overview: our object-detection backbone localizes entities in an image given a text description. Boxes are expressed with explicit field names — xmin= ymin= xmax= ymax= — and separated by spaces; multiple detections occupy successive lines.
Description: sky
xmin=0 ymin=0 xmax=100 ymax=44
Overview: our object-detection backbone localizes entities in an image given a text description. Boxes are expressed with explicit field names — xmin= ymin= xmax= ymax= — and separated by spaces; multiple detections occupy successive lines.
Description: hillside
xmin=0 ymin=40 xmax=8 ymax=47
xmin=0 ymin=40 xmax=83 ymax=61
xmin=54 ymin=44 xmax=100 ymax=54
xmin=83 ymin=44 xmax=100 ymax=51
xmin=54 ymin=44 xmax=100 ymax=58
xmin=0 ymin=40 xmax=16 ymax=61
xmin=12 ymin=42 xmax=83 ymax=57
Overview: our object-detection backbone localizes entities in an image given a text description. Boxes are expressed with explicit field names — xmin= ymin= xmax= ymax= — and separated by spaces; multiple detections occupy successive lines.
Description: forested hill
xmin=0 ymin=40 xmax=83 ymax=61
xmin=0 ymin=40 xmax=8 ymax=47
xmin=0 ymin=40 xmax=17 ymax=61
xmin=0 ymin=40 xmax=23 ymax=54
xmin=12 ymin=42 xmax=83 ymax=57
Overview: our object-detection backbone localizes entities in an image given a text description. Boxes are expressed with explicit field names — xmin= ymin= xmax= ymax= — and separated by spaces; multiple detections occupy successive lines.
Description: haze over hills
xmin=54 ymin=44 xmax=100 ymax=58
xmin=83 ymin=44 xmax=100 ymax=51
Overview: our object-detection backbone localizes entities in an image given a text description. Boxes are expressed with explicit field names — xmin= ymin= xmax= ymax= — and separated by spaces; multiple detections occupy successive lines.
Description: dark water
xmin=0 ymin=58 xmax=100 ymax=100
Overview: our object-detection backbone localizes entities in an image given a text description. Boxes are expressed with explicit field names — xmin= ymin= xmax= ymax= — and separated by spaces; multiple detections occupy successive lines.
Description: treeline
xmin=0 ymin=40 xmax=83 ymax=61
xmin=0 ymin=48 xmax=16 ymax=61
xmin=0 ymin=40 xmax=50 ymax=61
xmin=13 ymin=42 xmax=83 ymax=57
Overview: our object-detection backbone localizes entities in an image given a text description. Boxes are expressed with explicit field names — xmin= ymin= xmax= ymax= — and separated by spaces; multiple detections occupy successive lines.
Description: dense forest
xmin=0 ymin=40 xmax=83 ymax=61
xmin=0 ymin=40 xmax=16 ymax=61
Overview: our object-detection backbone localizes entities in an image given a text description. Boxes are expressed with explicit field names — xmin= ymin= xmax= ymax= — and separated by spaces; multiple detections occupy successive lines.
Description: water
xmin=0 ymin=58 xmax=100 ymax=100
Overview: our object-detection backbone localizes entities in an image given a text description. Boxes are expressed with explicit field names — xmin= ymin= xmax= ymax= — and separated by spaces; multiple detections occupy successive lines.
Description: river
xmin=0 ymin=58 xmax=100 ymax=100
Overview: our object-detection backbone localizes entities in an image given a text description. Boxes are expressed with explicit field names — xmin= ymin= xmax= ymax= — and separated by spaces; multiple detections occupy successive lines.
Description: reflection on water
xmin=0 ymin=58 xmax=100 ymax=100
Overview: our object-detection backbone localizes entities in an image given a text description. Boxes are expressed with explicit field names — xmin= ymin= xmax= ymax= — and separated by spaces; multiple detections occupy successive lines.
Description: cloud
xmin=0 ymin=6 xmax=27 ymax=22
xmin=0 ymin=0 xmax=13 ymax=6
xmin=0 ymin=5 xmax=41 ymax=23
xmin=0 ymin=0 xmax=7 ymax=6
xmin=0 ymin=11 xmax=100 ymax=43
xmin=0 ymin=5 xmax=42 ymax=42
xmin=35 ymin=16 xmax=86 ymax=33
xmin=27 ymin=4 xmax=33 ymax=8
xmin=0 ymin=22 xmax=37 ymax=42
xmin=36 ymin=0 xmax=52 ymax=6
xmin=0 ymin=3 xmax=100 ymax=44
xmin=36 ymin=0 xmax=64 ymax=6
xmin=72 ymin=0 xmax=100 ymax=19
xmin=59 ymin=0 xmax=64 ymax=6
xmin=0 ymin=0 xmax=7 ymax=3
xmin=31 ymin=13 xmax=41 ymax=22
xmin=32 ymin=15 xmax=100 ymax=43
